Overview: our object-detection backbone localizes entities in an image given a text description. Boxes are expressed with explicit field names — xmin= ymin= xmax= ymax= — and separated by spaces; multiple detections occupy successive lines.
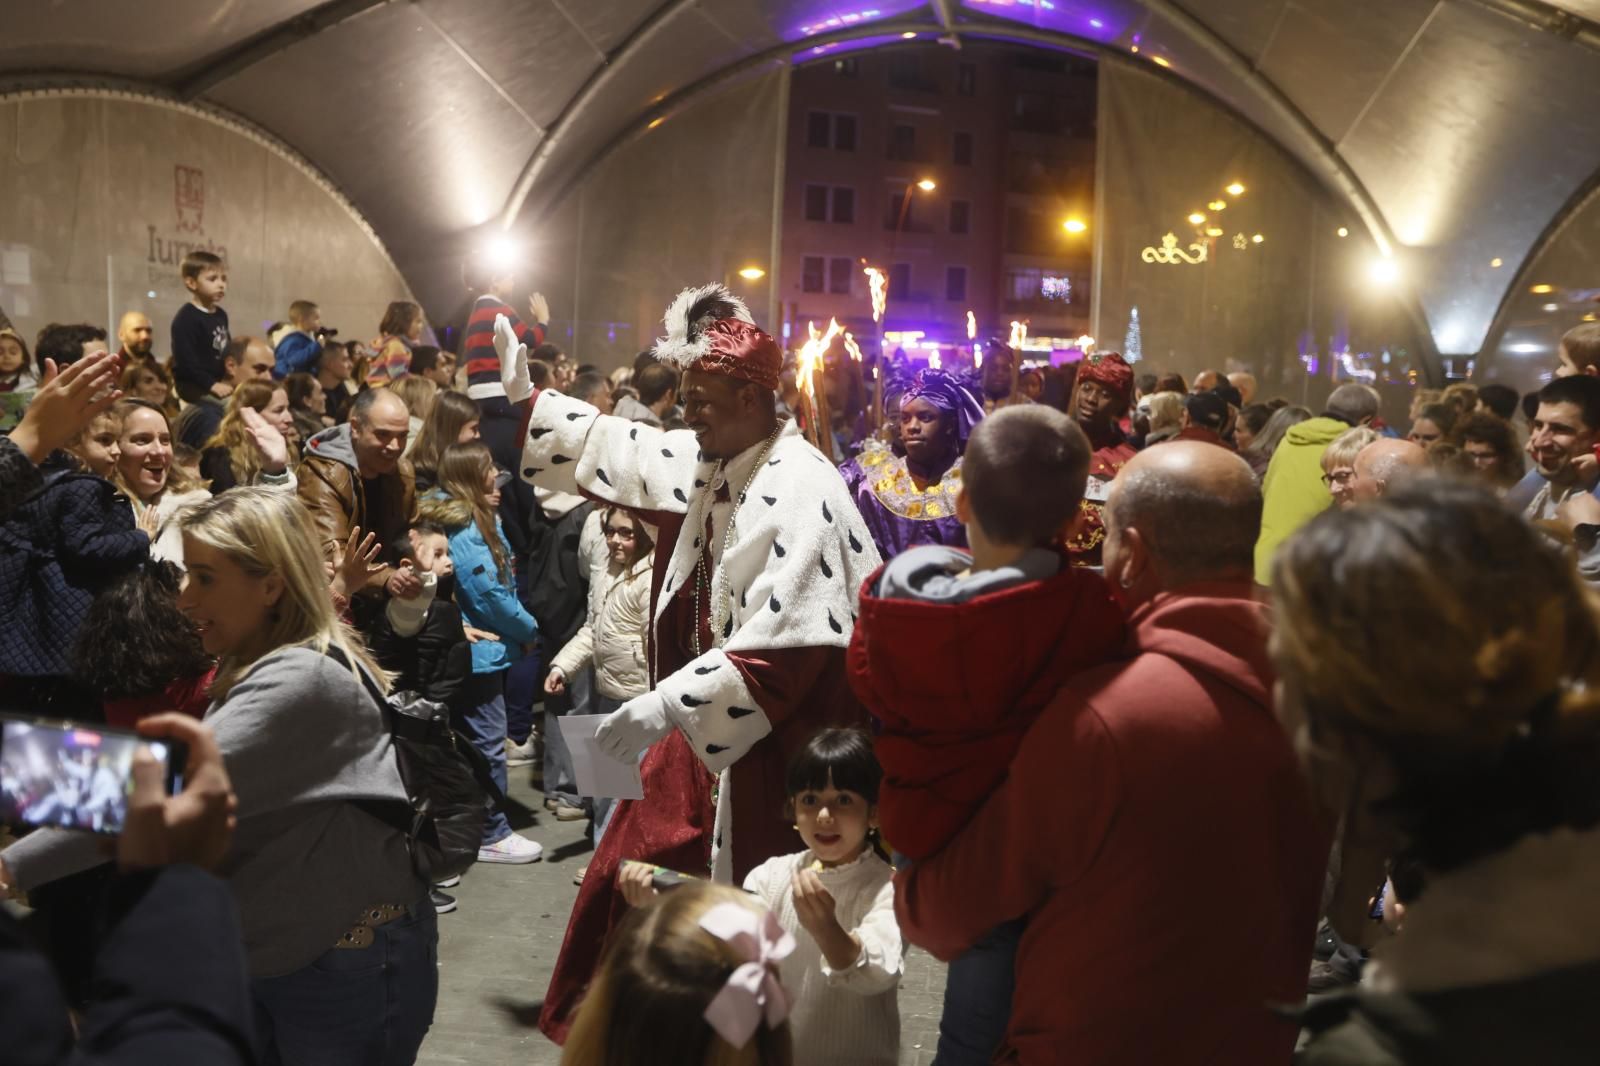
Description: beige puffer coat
xmin=549 ymin=530 xmax=654 ymax=702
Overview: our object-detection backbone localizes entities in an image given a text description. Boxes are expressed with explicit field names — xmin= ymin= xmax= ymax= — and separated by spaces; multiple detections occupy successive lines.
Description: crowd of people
xmin=0 ymin=247 xmax=1598 ymax=1066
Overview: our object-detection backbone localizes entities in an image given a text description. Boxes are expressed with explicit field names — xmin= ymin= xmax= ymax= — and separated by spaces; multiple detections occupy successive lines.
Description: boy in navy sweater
xmin=170 ymin=251 xmax=230 ymax=403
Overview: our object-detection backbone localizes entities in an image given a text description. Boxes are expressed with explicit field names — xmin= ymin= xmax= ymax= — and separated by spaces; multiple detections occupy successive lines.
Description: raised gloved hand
xmin=494 ymin=313 xmax=533 ymax=403
xmin=595 ymin=690 xmax=672 ymax=764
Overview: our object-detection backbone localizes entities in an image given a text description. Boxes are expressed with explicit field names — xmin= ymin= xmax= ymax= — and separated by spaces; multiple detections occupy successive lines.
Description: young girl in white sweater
xmin=620 ymin=727 xmax=903 ymax=1065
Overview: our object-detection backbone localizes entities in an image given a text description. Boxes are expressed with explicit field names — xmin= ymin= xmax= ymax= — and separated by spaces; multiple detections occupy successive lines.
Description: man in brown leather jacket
xmin=297 ymin=387 xmax=421 ymax=600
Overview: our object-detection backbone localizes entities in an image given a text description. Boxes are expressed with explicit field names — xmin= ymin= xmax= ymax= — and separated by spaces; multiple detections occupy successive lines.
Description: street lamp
xmin=1062 ymin=218 xmax=1088 ymax=234
xmin=737 ymin=266 xmax=766 ymax=281
xmin=890 ymin=177 xmax=938 ymax=264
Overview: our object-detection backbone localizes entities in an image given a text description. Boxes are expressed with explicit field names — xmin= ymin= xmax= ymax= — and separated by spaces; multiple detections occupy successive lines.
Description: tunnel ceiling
xmin=6 ymin=0 xmax=1600 ymax=355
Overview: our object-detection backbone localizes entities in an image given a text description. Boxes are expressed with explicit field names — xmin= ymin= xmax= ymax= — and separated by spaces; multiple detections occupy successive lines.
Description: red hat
xmin=652 ymin=284 xmax=782 ymax=391
xmin=1077 ymin=351 xmax=1134 ymax=405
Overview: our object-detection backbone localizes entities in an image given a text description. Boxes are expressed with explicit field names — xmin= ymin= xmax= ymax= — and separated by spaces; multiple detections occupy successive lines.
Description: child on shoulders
xmin=848 ymin=404 xmax=1127 ymax=1065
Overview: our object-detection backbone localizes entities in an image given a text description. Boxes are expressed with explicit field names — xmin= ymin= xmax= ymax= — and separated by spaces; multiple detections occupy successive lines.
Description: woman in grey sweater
xmin=0 ymin=487 xmax=435 ymax=1065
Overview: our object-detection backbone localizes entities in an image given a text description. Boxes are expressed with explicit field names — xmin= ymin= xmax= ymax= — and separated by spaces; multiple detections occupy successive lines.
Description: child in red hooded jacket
xmin=847 ymin=405 xmax=1126 ymax=1066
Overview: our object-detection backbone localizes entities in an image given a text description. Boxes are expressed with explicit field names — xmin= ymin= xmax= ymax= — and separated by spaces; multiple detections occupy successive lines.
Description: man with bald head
xmin=897 ymin=440 xmax=1328 ymax=1066
xmin=116 ymin=311 xmax=157 ymax=364
xmin=1349 ymin=438 xmax=1426 ymax=503
xmin=1228 ymin=371 xmax=1257 ymax=405
xmin=298 ymin=387 xmax=420 ymax=601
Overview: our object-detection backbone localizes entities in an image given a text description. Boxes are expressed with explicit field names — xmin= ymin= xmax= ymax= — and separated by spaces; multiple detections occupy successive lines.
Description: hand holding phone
xmin=0 ymin=715 xmax=181 ymax=835
xmin=117 ymin=714 xmax=236 ymax=873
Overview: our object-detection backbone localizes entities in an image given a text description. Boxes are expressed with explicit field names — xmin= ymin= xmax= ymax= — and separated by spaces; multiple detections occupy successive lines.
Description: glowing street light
xmin=901 ymin=31 xmax=917 ymax=39
xmin=1208 ymin=200 xmax=1227 ymax=212
xmin=1530 ymin=283 xmax=1555 ymax=294
xmin=1336 ymin=227 xmax=1349 ymax=238
xmin=1369 ymin=256 xmax=1401 ymax=285
xmin=483 ymin=234 xmax=520 ymax=271
xmin=1187 ymin=212 xmax=1207 ymax=225
xmin=916 ymin=178 xmax=937 ymax=192
xmin=737 ymin=266 xmax=766 ymax=281
xmin=1251 ymin=233 xmax=1264 ymax=244
xmin=1062 ymin=217 xmax=1088 ymax=234
xmin=1226 ymin=181 xmax=1246 ymax=196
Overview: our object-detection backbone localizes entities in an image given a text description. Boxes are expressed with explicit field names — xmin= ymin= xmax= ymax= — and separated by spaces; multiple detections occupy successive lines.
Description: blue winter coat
xmin=418 ymin=491 xmax=537 ymax=674
xmin=272 ymin=331 xmax=322 ymax=380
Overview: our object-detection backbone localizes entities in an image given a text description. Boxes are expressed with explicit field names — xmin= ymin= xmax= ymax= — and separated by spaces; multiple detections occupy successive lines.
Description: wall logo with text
xmin=147 ymin=164 xmax=228 ymax=282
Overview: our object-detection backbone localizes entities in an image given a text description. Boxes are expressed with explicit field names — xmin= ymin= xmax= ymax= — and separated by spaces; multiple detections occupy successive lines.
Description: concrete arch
xmin=0 ymin=78 xmax=407 ymax=282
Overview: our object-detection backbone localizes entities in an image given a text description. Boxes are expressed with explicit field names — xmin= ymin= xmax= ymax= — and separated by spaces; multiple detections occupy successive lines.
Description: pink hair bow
xmin=699 ymin=902 xmax=796 ymax=1047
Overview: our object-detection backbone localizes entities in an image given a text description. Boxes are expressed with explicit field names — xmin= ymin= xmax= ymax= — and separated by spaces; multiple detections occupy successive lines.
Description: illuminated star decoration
xmin=1232 ymin=233 xmax=1248 ymax=250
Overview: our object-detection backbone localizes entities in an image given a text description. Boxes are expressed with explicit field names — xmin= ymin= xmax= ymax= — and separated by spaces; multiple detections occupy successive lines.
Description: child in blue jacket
xmin=419 ymin=441 xmax=544 ymax=865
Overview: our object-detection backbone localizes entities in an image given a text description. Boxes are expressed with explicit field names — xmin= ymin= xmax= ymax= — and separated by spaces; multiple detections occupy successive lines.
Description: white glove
xmin=494 ymin=313 xmax=533 ymax=402
xmin=595 ymin=691 xmax=672 ymax=764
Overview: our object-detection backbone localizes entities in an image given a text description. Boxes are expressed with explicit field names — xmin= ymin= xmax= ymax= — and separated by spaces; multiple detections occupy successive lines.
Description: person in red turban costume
xmin=1065 ymin=351 xmax=1137 ymax=568
xmin=494 ymin=283 xmax=882 ymax=1043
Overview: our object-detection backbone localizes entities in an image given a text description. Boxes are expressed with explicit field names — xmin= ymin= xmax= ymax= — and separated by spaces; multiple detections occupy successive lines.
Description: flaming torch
xmin=864 ymin=267 xmax=888 ymax=324
xmin=797 ymin=319 xmax=842 ymax=455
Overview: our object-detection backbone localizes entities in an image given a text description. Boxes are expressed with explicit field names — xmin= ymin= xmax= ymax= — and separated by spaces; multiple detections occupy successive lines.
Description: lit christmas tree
xmin=1123 ymin=306 xmax=1143 ymax=363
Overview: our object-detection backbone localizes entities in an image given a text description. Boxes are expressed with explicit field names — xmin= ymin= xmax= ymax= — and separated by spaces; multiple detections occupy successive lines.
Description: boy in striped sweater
xmin=464 ymin=270 xmax=547 ymax=402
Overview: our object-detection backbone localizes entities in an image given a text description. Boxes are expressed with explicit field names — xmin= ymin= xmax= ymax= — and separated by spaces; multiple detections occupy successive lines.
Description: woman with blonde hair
xmin=1319 ymin=426 xmax=1380 ymax=510
xmin=1275 ymin=479 xmax=1600 ymax=1063
xmin=199 ymin=379 xmax=299 ymax=494
xmin=564 ymin=881 xmax=794 ymax=1066
xmin=1141 ymin=391 xmax=1186 ymax=446
xmin=0 ymin=487 xmax=435 ymax=1063
xmin=410 ymin=390 xmax=481 ymax=491
xmin=388 ymin=373 xmax=440 ymax=458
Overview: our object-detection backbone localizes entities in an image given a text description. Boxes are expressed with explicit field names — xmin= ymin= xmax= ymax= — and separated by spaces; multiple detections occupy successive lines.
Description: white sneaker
xmin=434 ymin=875 xmax=462 ymax=889
xmin=477 ymin=833 xmax=544 ymax=864
xmin=505 ymin=737 xmax=538 ymax=767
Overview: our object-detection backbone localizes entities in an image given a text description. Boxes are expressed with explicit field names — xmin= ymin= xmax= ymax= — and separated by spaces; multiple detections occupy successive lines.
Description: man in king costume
xmin=495 ymin=285 xmax=884 ymax=1042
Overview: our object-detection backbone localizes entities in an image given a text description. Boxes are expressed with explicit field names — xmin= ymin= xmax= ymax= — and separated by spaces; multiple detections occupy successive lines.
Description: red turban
xmin=690 ymin=318 xmax=783 ymax=392
xmin=653 ymin=284 xmax=783 ymax=391
xmin=1077 ymin=351 xmax=1134 ymax=405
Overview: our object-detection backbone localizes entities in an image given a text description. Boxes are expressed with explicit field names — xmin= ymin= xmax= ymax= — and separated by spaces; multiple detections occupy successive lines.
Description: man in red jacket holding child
xmin=857 ymin=435 xmax=1329 ymax=1066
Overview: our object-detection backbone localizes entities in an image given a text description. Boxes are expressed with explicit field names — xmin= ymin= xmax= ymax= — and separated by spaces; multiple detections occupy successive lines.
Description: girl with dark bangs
xmin=619 ymin=727 xmax=902 ymax=1065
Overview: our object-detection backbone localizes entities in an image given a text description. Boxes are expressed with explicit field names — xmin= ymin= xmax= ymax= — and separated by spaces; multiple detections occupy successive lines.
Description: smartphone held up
xmin=0 ymin=714 xmax=184 ymax=835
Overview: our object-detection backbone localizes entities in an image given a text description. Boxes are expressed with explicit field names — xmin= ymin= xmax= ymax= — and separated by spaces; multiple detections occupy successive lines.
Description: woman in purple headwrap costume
xmin=840 ymin=368 xmax=985 ymax=559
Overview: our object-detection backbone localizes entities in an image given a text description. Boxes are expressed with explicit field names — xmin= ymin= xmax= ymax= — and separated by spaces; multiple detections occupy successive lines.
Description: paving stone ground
xmin=419 ymin=761 xmax=946 ymax=1064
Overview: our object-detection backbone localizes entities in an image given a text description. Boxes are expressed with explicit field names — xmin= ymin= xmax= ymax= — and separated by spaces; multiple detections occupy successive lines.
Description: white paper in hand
xmin=558 ymin=714 xmax=645 ymax=800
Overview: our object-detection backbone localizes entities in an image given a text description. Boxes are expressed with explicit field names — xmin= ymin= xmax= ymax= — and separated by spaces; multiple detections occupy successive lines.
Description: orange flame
xmin=798 ymin=319 xmax=844 ymax=402
xmin=864 ymin=267 xmax=888 ymax=323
